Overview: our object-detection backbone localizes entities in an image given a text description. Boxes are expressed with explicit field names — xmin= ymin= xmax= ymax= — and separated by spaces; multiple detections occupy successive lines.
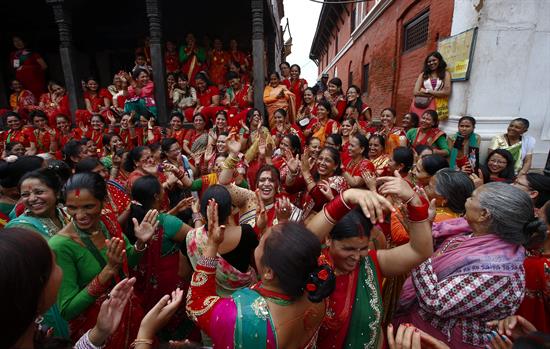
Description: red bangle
xmin=406 ymin=194 xmax=429 ymax=222
xmin=87 ymin=276 xmax=109 ymax=297
xmin=324 ymin=192 xmax=355 ymax=223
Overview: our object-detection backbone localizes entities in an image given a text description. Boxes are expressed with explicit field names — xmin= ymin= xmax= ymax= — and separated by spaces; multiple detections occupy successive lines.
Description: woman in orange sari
xmin=378 ymin=108 xmax=406 ymax=155
xmin=368 ymin=135 xmax=392 ymax=176
xmin=263 ymin=72 xmax=296 ymax=128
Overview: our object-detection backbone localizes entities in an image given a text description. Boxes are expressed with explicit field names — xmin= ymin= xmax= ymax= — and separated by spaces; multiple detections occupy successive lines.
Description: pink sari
xmin=394 ymin=218 xmax=526 ymax=348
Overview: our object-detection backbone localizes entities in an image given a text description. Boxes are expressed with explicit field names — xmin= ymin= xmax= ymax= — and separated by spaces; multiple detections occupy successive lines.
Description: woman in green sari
xmin=489 ymin=118 xmax=535 ymax=176
xmin=307 ymin=178 xmax=433 ymax=349
xmin=5 ymin=168 xmax=71 ymax=338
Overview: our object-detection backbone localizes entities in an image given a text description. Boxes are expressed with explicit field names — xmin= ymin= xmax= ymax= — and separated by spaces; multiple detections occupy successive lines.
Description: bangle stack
xmin=87 ymin=276 xmax=109 ymax=297
xmin=323 ymin=192 xmax=354 ymax=224
xmin=197 ymin=256 xmax=218 ymax=269
xmin=192 ymin=212 xmax=204 ymax=223
xmin=304 ymin=175 xmax=314 ymax=186
xmin=406 ymin=194 xmax=429 ymax=222
xmin=222 ymin=154 xmax=240 ymax=170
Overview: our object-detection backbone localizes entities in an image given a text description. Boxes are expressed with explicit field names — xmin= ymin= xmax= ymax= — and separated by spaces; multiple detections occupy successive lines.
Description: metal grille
xmin=403 ymin=11 xmax=429 ymax=52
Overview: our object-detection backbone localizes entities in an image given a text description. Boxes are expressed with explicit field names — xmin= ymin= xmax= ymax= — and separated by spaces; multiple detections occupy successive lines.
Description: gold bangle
xmin=130 ymin=339 xmax=154 ymax=348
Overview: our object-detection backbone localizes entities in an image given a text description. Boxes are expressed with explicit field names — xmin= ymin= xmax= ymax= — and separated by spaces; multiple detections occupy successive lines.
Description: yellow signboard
xmin=438 ymin=28 xmax=477 ymax=81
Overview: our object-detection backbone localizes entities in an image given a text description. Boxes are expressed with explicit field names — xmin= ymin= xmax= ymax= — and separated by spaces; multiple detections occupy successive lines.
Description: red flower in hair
xmin=306 ymin=283 xmax=317 ymax=292
xmin=317 ymin=269 xmax=329 ymax=281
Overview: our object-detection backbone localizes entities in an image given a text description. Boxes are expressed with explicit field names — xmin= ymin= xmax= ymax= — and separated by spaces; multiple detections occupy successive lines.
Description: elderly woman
xmin=489 ymin=118 xmax=535 ymax=176
xmin=393 ymin=182 xmax=545 ymax=348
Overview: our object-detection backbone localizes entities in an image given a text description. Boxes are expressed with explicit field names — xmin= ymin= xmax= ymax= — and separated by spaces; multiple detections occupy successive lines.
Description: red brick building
xmin=309 ymin=0 xmax=454 ymax=119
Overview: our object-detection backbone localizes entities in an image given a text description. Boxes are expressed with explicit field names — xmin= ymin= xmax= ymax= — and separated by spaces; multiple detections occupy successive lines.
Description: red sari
xmin=516 ymin=251 xmax=550 ymax=333
xmin=2 ymin=127 xmax=36 ymax=148
xmin=34 ymin=129 xmax=54 ymax=154
xmin=225 ymin=84 xmax=252 ymax=128
xmin=10 ymin=50 xmax=45 ymax=98
xmin=197 ymin=86 xmax=222 ymax=123
xmin=39 ymin=93 xmax=70 ymax=126
xmin=283 ymin=78 xmax=308 ymax=112
xmin=209 ymin=50 xmax=230 ymax=86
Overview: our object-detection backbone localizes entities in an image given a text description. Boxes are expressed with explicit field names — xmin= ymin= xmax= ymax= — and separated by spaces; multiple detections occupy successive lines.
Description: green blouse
xmin=48 ymin=233 xmax=140 ymax=321
xmin=158 ymin=213 xmax=184 ymax=256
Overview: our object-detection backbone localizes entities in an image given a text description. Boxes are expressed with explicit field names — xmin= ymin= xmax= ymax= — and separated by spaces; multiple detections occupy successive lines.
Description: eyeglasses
xmin=488 ymin=159 xmax=507 ymax=165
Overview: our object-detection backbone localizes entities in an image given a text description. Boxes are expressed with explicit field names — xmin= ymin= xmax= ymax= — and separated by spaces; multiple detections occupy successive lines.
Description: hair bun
xmin=305 ymin=263 xmax=335 ymax=303
xmin=523 ymin=218 xmax=547 ymax=249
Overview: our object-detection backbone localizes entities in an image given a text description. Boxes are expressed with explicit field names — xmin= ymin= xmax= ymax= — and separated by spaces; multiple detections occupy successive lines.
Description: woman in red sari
xmin=339 ymin=117 xmax=357 ymax=165
xmin=288 ymin=147 xmax=349 ymax=217
xmin=222 ymin=72 xmax=253 ymax=128
xmin=167 ymin=111 xmax=187 ymax=147
xmin=51 ymin=114 xmax=80 ymax=159
xmin=208 ymin=38 xmax=229 ymax=88
xmin=30 ymin=110 xmax=56 ymax=155
xmin=305 ymin=183 xmax=433 ymax=349
xmin=296 ymin=87 xmax=318 ymax=130
xmin=183 ymin=114 xmax=208 ymax=156
xmin=10 ymin=36 xmax=47 ymax=98
xmin=9 ymin=79 xmax=35 ymax=120
xmin=76 ymin=77 xmax=112 ymax=125
xmin=283 ymin=64 xmax=308 ymax=112
xmin=49 ymin=172 xmax=156 ymax=348
xmin=79 ymin=114 xmax=107 ymax=154
xmin=304 ymin=100 xmax=339 ymax=146
xmin=406 ymin=110 xmax=449 ymax=157
xmin=194 ymin=72 xmax=222 ymax=123
xmin=271 ymin=108 xmax=304 ymax=148
xmin=346 ymin=85 xmax=371 ymax=123
xmin=322 ymin=78 xmax=347 ymax=122
xmin=342 ymin=133 xmax=376 ymax=187
xmin=39 ymin=81 xmax=71 ymax=126
xmin=1 ymin=111 xmax=36 ymax=155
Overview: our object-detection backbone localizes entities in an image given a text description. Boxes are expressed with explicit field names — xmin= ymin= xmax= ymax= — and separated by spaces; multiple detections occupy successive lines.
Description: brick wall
xmin=317 ymin=0 xmax=454 ymax=121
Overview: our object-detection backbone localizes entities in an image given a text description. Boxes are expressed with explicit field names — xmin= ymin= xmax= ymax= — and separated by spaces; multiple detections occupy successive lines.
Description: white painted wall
xmin=441 ymin=0 xmax=550 ymax=168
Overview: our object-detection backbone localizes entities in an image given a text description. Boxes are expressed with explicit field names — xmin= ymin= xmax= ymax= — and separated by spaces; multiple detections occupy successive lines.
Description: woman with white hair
xmin=393 ymin=182 xmax=546 ymax=348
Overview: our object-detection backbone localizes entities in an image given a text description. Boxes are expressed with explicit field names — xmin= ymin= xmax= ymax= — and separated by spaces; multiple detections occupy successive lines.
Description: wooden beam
xmin=251 ymin=0 xmax=265 ymax=112
xmin=145 ymin=0 xmax=168 ymax=125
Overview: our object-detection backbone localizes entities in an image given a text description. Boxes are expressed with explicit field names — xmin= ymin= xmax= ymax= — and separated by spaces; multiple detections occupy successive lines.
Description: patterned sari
xmin=263 ymin=84 xmax=296 ymax=127
xmin=186 ymin=225 xmax=257 ymax=297
xmin=317 ymin=249 xmax=383 ymax=349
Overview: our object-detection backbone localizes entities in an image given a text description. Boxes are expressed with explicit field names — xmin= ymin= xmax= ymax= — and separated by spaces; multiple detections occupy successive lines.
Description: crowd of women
xmin=1 ymin=44 xmax=549 ymax=349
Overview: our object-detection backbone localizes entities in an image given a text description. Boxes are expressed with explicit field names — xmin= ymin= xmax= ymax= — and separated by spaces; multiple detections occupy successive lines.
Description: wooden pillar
xmin=47 ymin=0 xmax=83 ymax=123
xmin=251 ymin=0 xmax=265 ymax=112
xmin=145 ymin=0 xmax=168 ymax=126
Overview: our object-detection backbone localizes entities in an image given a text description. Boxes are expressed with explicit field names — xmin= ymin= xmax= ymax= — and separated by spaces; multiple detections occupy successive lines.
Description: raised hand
xmin=207 ymin=199 xmax=225 ymax=246
xmin=284 ymin=149 xmax=300 ymax=173
xmin=90 ymin=277 xmax=136 ymax=346
xmin=331 ymin=122 xmax=339 ymax=134
xmin=469 ymin=169 xmax=484 ymax=189
xmin=105 ymin=237 xmax=125 ymax=271
xmin=79 ymin=122 xmax=89 ymax=134
xmin=132 ymin=209 xmax=159 ymax=242
xmin=318 ymin=180 xmax=334 ymax=201
xmin=138 ymin=288 xmax=184 ymax=340
xmin=275 ymin=196 xmax=292 ymax=222
xmin=343 ymin=188 xmax=395 ymax=224
xmin=173 ymin=196 xmax=194 ymax=213
xmin=377 ymin=170 xmax=416 ymax=203
xmin=226 ymin=130 xmax=242 ymax=155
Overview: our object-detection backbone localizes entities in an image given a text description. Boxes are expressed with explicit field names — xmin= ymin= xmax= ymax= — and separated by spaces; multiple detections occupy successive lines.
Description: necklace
xmin=252 ymin=282 xmax=293 ymax=306
xmin=26 ymin=208 xmax=65 ymax=237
